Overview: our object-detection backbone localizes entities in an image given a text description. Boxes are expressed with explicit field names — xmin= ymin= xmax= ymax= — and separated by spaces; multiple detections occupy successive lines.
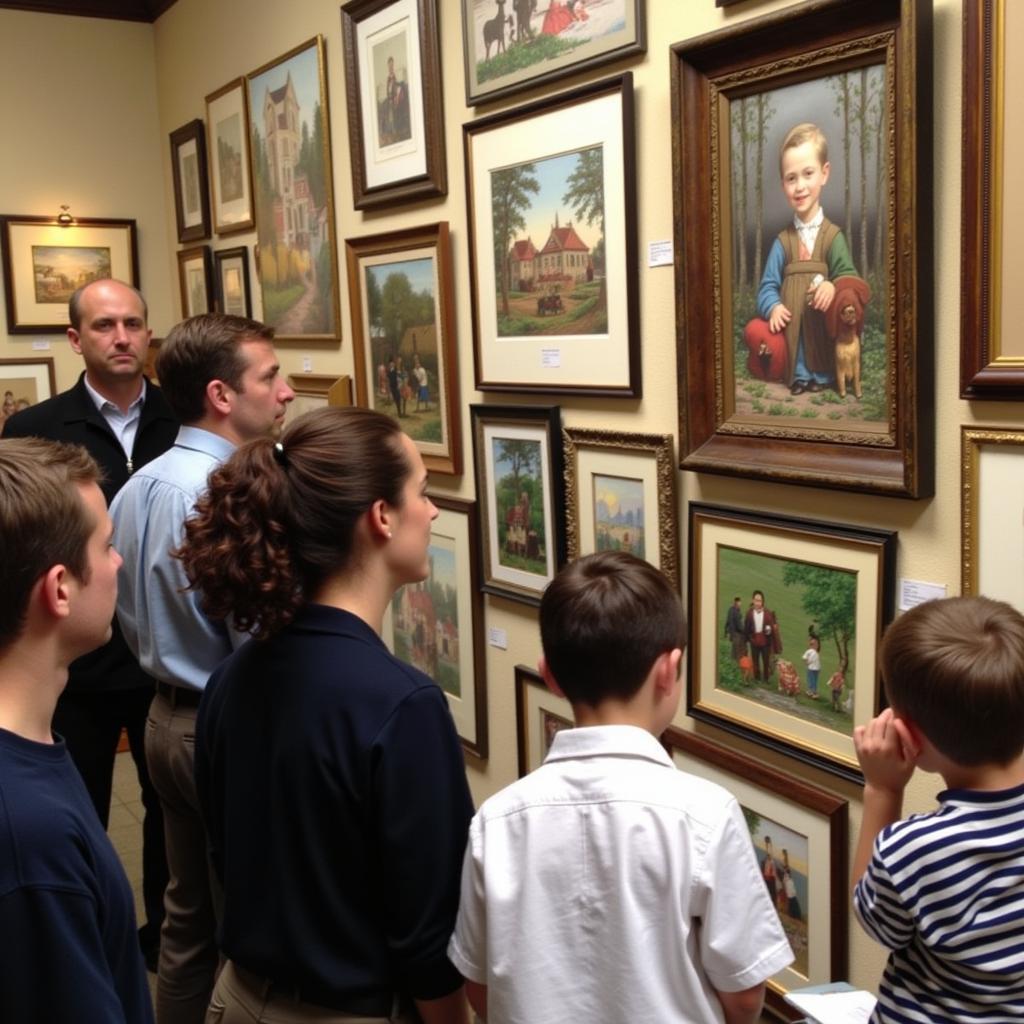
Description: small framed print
xmin=177 ymin=245 xmax=213 ymax=318
xmin=213 ymin=246 xmax=252 ymax=318
xmin=340 ymin=0 xmax=447 ymax=209
xmin=170 ymin=119 xmax=211 ymax=243
xmin=563 ymin=426 xmax=678 ymax=586
xmin=0 ymin=358 xmax=57 ymax=423
xmin=471 ymin=403 xmax=566 ymax=607
xmin=205 ymin=78 xmax=255 ymax=235
xmin=514 ymin=664 xmax=574 ymax=777
xmin=383 ymin=496 xmax=488 ymax=759
xmin=664 ymin=728 xmax=848 ymax=1018
xmin=345 ymin=222 xmax=461 ymax=475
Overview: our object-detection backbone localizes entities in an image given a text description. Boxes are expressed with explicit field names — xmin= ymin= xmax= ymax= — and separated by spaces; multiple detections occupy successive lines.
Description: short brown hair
xmin=156 ymin=313 xmax=274 ymax=423
xmin=880 ymin=596 xmax=1024 ymax=766
xmin=68 ymin=278 xmax=148 ymax=331
xmin=0 ymin=438 xmax=101 ymax=653
xmin=540 ymin=551 xmax=686 ymax=706
xmin=779 ymin=122 xmax=829 ymax=175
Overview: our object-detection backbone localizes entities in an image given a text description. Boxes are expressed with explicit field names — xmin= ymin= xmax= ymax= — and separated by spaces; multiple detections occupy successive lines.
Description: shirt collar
xmin=174 ymin=424 xmax=237 ymax=461
xmin=544 ymin=724 xmax=675 ymax=770
xmin=793 ymin=206 xmax=824 ymax=232
xmin=83 ymin=374 xmax=146 ymax=415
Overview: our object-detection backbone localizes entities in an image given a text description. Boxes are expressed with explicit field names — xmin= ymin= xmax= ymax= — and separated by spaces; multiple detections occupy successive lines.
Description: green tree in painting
xmin=782 ymin=562 xmax=856 ymax=672
xmin=296 ymin=103 xmax=326 ymax=210
xmin=562 ymin=147 xmax=604 ymax=279
xmin=379 ymin=272 xmax=415 ymax=351
xmin=491 ymin=164 xmax=538 ymax=317
xmin=251 ymin=126 xmax=277 ymax=248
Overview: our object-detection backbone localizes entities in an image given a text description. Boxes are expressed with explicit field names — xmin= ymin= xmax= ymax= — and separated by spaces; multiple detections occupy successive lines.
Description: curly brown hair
xmin=177 ymin=406 xmax=408 ymax=640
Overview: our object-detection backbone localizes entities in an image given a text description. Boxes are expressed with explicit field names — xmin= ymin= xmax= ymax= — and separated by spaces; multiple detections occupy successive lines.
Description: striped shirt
xmin=854 ymin=782 xmax=1024 ymax=1023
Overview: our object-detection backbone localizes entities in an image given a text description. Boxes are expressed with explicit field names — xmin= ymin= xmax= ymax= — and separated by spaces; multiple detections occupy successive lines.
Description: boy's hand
xmin=808 ymin=279 xmax=836 ymax=311
xmin=768 ymin=303 xmax=791 ymax=333
xmin=854 ymin=708 xmax=918 ymax=795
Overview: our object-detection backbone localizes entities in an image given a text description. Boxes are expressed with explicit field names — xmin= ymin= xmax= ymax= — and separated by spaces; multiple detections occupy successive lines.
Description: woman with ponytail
xmin=178 ymin=406 xmax=472 ymax=1024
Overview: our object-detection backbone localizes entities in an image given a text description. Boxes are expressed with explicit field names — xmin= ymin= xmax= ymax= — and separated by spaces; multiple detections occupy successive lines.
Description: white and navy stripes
xmin=854 ymin=782 xmax=1024 ymax=1023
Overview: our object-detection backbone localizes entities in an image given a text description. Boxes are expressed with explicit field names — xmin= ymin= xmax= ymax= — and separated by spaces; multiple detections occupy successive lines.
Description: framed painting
xmin=247 ymin=36 xmax=341 ymax=342
xmin=664 ymin=728 xmax=848 ymax=1018
xmin=0 ymin=358 xmax=56 ymax=425
xmin=0 ymin=215 xmax=138 ymax=334
xmin=687 ymin=502 xmax=896 ymax=783
xmin=515 ymin=664 xmax=574 ymax=777
xmin=213 ymin=246 xmax=252 ymax=318
xmin=205 ymin=78 xmax=255 ymax=235
xmin=464 ymin=73 xmax=640 ymax=396
xmin=460 ymin=0 xmax=645 ymax=107
xmin=471 ymin=404 xmax=566 ymax=606
xmin=961 ymin=426 xmax=1024 ymax=608
xmin=170 ymin=119 xmax=211 ymax=244
xmin=177 ymin=246 xmax=213 ymax=318
xmin=341 ymin=0 xmax=446 ymax=209
xmin=671 ymin=0 xmax=933 ymax=497
xmin=383 ymin=496 xmax=488 ymax=759
xmin=345 ymin=222 xmax=461 ymax=475
xmin=563 ymin=426 xmax=679 ymax=586
xmin=286 ymin=373 xmax=353 ymax=417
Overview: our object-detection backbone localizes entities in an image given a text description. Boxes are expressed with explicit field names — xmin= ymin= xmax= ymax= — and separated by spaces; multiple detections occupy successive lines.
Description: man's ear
xmin=67 ymin=327 xmax=83 ymax=355
xmin=38 ymin=565 xmax=73 ymax=621
xmin=538 ymin=655 xmax=566 ymax=698
xmin=205 ymin=378 xmax=233 ymax=417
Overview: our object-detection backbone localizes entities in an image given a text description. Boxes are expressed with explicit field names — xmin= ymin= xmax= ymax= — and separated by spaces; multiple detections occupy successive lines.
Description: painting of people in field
xmin=32 ymin=246 xmax=111 ymax=304
xmin=492 ymin=436 xmax=548 ymax=576
xmin=716 ymin=545 xmax=857 ymax=738
xmin=491 ymin=145 xmax=606 ymax=339
xmin=248 ymin=40 xmax=337 ymax=337
xmin=729 ymin=65 xmax=888 ymax=433
xmin=592 ymin=473 xmax=643 ymax=558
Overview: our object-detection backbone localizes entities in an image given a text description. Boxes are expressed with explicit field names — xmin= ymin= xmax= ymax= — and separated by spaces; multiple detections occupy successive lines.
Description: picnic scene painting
xmin=716 ymin=545 xmax=857 ymax=738
xmin=32 ymin=246 xmax=112 ymax=304
xmin=593 ymin=473 xmax=643 ymax=558
xmin=492 ymin=436 xmax=548 ymax=577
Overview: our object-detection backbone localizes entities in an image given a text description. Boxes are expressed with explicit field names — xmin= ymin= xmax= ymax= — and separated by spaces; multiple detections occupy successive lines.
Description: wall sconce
xmin=56 ymin=205 xmax=74 ymax=226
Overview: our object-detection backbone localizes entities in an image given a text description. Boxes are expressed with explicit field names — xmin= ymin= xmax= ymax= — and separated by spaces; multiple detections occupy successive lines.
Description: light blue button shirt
xmin=110 ymin=426 xmax=244 ymax=690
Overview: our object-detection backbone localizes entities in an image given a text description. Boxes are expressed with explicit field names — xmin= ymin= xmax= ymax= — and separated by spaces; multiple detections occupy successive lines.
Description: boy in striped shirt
xmin=852 ymin=596 xmax=1024 ymax=1023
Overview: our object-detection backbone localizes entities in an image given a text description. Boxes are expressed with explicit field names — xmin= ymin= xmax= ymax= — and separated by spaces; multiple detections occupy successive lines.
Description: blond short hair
xmin=779 ymin=122 xmax=829 ymax=176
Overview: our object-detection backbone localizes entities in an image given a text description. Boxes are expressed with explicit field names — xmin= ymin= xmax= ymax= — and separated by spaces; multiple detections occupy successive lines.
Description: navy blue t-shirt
xmin=0 ymin=726 xmax=153 ymax=1023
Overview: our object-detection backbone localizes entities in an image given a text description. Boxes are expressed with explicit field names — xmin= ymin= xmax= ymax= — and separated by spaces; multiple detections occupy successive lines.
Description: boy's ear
xmin=889 ymin=709 xmax=923 ymax=760
xmin=655 ymin=648 xmax=684 ymax=694
xmin=538 ymin=655 xmax=566 ymax=698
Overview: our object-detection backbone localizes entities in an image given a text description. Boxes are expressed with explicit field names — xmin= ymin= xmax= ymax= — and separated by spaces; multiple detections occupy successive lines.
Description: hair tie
xmin=273 ymin=441 xmax=288 ymax=467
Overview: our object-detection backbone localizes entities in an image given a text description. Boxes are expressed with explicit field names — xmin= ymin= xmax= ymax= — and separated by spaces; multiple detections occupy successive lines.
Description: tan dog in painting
xmin=826 ymin=276 xmax=871 ymax=400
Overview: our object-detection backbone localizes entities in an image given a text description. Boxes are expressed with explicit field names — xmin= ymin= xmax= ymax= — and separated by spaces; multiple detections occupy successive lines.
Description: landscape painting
xmin=248 ymin=38 xmax=339 ymax=338
xmin=592 ymin=472 xmax=643 ymax=558
xmin=492 ymin=435 xmax=548 ymax=577
xmin=32 ymin=246 xmax=111 ymax=304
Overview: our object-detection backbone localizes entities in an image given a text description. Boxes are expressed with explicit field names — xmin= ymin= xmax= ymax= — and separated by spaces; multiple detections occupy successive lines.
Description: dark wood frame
xmin=470 ymin=403 xmax=566 ymax=607
xmin=0 ymin=356 xmax=57 ymax=401
xmin=687 ymin=501 xmax=896 ymax=784
xmin=213 ymin=246 xmax=252 ymax=318
xmin=960 ymin=0 xmax=1022 ymax=397
xmin=0 ymin=215 xmax=139 ymax=333
xmin=341 ymin=0 xmax=447 ymax=209
xmin=205 ymin=77 xmax=255 ymax=235
xmin=464 ymin=73 xmax=640 ymax=397
xmin=460 ymin=0 xmax=646 ymax=107
xmin=169 ymin=119 xmax=211 ymax=243
xmin=514 ymin=664 xmax=575 ymax=777
xmin=176 ymin=245 xmax=213 ymax=317
xmin=671 ymin=0 xmax=934 ymax=497
xmin=663 ymin=728 xmax=848 ymax=1020
xmin=345 ymin=222 xmax=461 ymax=475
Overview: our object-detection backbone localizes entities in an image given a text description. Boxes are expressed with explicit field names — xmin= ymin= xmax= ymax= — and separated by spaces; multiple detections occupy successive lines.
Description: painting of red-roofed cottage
xmin=491 ymin=145 xmax=606 ymax=337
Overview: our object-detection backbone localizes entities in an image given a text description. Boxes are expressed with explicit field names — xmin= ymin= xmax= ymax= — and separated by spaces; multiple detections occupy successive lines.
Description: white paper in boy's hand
xmin=784 ymin=989 xmax=877 ymax=1024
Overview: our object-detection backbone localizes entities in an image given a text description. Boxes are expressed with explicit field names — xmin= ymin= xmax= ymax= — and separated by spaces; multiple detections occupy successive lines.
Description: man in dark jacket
xmin=743 ymin=589 xmax=782 ymax=683
xmin=2 ymin=278 xmax=177 ymax=969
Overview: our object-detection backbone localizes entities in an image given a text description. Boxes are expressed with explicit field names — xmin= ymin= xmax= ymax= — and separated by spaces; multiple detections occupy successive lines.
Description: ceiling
xmin=0 ymin=0 xmax=178 ymax=22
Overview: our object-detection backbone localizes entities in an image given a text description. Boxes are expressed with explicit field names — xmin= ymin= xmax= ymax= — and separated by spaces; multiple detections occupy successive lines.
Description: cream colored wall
xmin=2 ymin=0 xmax=1013 ymax=998
xmin=0 ymin=9 xmax=174 ymax=387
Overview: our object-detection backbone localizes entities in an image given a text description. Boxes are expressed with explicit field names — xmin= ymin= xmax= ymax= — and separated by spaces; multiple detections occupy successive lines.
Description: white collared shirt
xmin=449 ymin=725 xmax=792 ymax=1023
xmin=794 ymin=205 xmax=824 ymax=257
xmin=83 ymin=375 xmax=146 ymax=459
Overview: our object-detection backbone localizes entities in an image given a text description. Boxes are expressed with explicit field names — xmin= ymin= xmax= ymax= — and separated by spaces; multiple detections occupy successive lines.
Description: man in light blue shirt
xmin=111 ymin=312 xmax=294 ymax=1024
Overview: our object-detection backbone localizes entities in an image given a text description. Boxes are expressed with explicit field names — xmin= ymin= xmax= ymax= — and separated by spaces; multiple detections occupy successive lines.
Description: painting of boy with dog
xmin=728 ymin=67 xmax=887 ymax=433
xmin=716 ymin=545 xmax=857 ymax=738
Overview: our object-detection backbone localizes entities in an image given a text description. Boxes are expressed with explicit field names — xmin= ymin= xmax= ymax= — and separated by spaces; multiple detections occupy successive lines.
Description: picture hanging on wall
xmin=170 ymin=119 xmax=212 ymax=244
xmin=514 ymin=664 xmax=574 ymax=776
xmin=341 ymin=0 xmax=447 ymax=209
xmin=177 ymin=246 xmax=213 ymax=318
xmin=670 ymin=0 xmax=933 ymax=497
xmin=0 ymin=216 xmax=138 ymax=334
xmin=247 ymin=35 xmax=341 ymax=342
xmin=345 ymin=222 xmax=461 ymax=475
xmin=205 ymin=77 xmax=255 ymax=235
xmin=213 ymin=246 xmax=252 ymax=318
xmin=0 ymin=358 xmax=56 ymax=424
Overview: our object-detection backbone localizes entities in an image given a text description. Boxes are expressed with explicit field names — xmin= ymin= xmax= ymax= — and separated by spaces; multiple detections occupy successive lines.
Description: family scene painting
xmin=729 ymin=65 xmax=889 ymax=432
xmin=492 ymin=436 xmax=548 ymax=577
xmin=593 ymin=473 xmax=644 ymax=558
xmin=363 ymin=255 xmax=444 ymax=447
xmin=0 ymin=379 xmax=41 ymax=428
xmin=249 ymin=44 xmax=336 ymax=336
xmin=32 ymin=246 xmax=112 ymax=304
xmin=491 ymin=145 xmax=606 ymax=338
xmin=748 ymin=815 xmax=810 ymax=977
xmin=717 ymin=546 xmax=857 ymax=738
xmin=390 ymin=537 xmax=461 ymax=698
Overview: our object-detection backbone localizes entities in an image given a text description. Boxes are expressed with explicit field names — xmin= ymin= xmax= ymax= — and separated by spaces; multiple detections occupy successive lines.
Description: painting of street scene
xmin=32 ymin=246 xmax=111 ymax=304
xmin=390 ymin=537 xmax=461 ymax=697
xmin=748 ymin=813 xmax=810 ymax=978
xmin=491 ymin=145 xmax=606 ymax=338
xmin=593 ymin=473 xmax=643 ymax=558
xmin=363 ymin=255 xmax=444 ymax=446
xmin=716 ymin=546 xmax=857 ymax=738
xmin=248 ymin=41 xmax=337 ymax=336
xmin=492 ymin=436 xmax=548 ymax=576
xmin=371 ymin=27 xmax=412 ymax=150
